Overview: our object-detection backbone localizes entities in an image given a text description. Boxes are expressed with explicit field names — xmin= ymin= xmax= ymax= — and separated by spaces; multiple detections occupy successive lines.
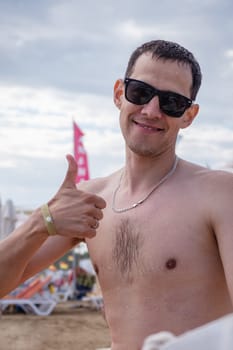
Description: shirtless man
xmin=3 ymin=40 xmax=233 ymax=350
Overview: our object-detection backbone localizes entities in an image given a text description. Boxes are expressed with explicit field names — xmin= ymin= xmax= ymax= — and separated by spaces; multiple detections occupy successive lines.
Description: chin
xmin=128 ymin=144 xmax=157 ymax=157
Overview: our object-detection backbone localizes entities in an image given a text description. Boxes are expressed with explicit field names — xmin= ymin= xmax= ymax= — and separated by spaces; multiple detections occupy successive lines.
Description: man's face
xmin=114 ymin=53 xmax=197 ymax=158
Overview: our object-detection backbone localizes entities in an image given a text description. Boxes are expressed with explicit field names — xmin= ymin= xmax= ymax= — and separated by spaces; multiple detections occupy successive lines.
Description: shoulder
xmin=176 ymin=159 xmax=232 ymax=212
xmin=177 ymin=159 xmax=232 ymax=235
xmin=179 ymin=158 xmax=233 ymax=191
xmin=179 ymin=159 xmax=232 ymax=222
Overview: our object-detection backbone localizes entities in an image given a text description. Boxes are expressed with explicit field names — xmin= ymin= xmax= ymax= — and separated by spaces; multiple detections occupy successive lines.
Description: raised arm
xmin=0 ymin=154 xmax=106 ymax=297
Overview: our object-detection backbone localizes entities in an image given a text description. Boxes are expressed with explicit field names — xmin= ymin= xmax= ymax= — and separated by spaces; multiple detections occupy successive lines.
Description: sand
xmin=0 ymin=301 xmax=111 ymax=350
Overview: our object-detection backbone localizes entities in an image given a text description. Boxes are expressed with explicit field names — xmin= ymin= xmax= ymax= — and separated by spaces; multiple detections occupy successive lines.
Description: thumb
xmin=59 ymin=154 xmax=78 ymax=190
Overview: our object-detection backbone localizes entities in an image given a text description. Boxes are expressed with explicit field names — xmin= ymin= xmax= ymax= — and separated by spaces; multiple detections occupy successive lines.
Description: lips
xmin=133 ymin=120 xmax=164 ymax=132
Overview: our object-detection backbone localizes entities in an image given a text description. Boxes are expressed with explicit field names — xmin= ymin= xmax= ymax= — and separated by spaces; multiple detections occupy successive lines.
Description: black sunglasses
xmin=124 ymin=78 xmax=193 ymax=118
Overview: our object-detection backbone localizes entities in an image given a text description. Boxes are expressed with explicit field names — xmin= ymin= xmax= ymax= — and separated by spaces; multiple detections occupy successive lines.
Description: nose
xmin=140 ymin=95 xmax=163 ymax=118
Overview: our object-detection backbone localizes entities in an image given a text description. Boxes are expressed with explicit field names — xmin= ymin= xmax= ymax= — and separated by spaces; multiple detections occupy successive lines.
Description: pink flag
xmin=73 ymin=122 xmax=90 ymax=183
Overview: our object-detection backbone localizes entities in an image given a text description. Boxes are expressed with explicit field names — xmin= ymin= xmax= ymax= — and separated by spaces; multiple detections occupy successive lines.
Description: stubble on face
xmin=119 ymin=55 xmax=193 ymax=158
xmin=120 ymin=111 xmax=171 ymax=159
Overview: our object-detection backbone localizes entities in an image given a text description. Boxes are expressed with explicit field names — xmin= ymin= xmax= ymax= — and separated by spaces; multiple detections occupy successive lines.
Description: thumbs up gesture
xmin=45 ymin=154 xmax=106 ymax=239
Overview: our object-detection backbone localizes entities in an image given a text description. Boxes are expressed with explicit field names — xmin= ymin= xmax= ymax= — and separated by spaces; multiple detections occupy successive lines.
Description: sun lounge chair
xmin=81 ymin=295 xmax=103 ymax=310
xmin=0 ymin=297 xmax=57 ymax=316
xmin=0 ymin=275 xmax=57 ymax=316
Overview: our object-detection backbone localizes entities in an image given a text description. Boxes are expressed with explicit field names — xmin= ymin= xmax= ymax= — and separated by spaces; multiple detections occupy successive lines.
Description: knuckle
xmin=86 ymin=230 xmax=96 ymax=238
xmin=94 ymin=208 xmax=103 ymax=219
xmin=100 ymin=199 xmax=107 ymax=208
xmin=96 ymin=198 xmax=107 ymax=209
xmin=98 ymin=211 xmax=104 ymax=220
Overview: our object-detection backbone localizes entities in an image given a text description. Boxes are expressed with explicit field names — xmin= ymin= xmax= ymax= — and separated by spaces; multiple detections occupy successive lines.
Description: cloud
xmin=0 ymin=84 xmax=120 ymax=159
xmin=178 ymin=126 xmax=233 ymax=169
xmin=0 ymin=83 xmax=124 ymax=207
xmin=225 ymin=50 xmax=233 ymax=58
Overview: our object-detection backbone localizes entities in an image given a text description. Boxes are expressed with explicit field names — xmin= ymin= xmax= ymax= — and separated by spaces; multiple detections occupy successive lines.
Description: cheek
xmin=120 ymin=100 xmax=142 ymax=120
xmin=119 ymin=108 xmax=133 ymax=141
xmin=118 ymin=103 xmax=129 ymax=126
xmin=119 ymin=111 xmax=127 ymax=135
xmin=167 ymin=118 xmax=182 ymax=132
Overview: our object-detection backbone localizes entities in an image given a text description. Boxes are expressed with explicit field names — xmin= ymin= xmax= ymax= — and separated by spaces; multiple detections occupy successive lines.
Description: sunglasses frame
xmin=124 ymin=78 xmax=193 ymax=118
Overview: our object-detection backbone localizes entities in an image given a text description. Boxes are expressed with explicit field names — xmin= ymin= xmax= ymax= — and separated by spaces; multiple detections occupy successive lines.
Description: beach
xmin=0 ymin=301 xmax=111 ymax=350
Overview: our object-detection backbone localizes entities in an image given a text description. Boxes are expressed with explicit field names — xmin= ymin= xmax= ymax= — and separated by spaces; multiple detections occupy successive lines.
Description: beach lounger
xmin=81 ymin=295 xmax=103 ymax=310
xmin=0 ymin=275 xmax=57 ymax=316
xmin=0 ymin=297 xmax=57 ymax=316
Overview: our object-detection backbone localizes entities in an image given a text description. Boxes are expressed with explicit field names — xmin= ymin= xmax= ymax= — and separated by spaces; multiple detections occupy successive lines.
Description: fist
xmin=47 ymin=154 xmax=106 ymax=239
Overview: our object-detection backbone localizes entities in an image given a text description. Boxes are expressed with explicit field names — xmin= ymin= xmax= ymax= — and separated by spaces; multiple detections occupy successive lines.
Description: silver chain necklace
xmin=112 ymin=156 xmax=179 ymax=213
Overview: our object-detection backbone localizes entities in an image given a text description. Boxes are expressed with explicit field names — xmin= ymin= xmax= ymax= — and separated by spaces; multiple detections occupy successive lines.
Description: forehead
xmin=130 ymin=53 xmax=193 ymax=97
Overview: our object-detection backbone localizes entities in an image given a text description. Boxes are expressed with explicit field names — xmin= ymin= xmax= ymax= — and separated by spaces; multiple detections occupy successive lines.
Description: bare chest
xmin=87 ymin=197 xmax=218 ymax=285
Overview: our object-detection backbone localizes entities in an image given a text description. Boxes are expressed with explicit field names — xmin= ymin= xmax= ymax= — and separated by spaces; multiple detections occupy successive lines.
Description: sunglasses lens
xmin=125 ymin=79 xmax=191 ymax=118
xmin=126 ymin=80 xmax=153 ymax=105
xmin=160 ymin=93 xmax=190 ymax=118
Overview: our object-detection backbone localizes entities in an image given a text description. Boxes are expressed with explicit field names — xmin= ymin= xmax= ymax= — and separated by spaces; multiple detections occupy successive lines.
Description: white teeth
xmin=143 ymin=125 xmax=161 ymax=131
xmin=134 ymin=120 xmax=162 ymax=131
xmin=143 ymin=125 xmax=153 ymax=130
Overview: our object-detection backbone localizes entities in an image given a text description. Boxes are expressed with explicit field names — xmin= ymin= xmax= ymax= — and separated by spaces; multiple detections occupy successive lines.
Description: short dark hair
xmin=124 ymin=40 xmax=202 ymax=100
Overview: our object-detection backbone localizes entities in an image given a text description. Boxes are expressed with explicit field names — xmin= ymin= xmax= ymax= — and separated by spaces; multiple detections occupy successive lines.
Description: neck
xmin=112 ymin=155 xmax=179 ymax=213
xmin=123 ymin=152 xmax=178 ymax=192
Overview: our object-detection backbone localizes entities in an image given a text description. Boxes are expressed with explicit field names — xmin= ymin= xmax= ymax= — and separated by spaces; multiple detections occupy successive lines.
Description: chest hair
xmin=112 ymin=218 xmax=144 ymax=279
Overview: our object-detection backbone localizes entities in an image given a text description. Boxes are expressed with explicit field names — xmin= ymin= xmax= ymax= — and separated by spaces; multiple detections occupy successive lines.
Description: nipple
xmin=165 ymin=258 xmax=177 ymax=270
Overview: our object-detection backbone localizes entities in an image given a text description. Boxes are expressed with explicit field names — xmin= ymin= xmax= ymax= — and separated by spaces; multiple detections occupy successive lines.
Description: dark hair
xmin=124 ymin=40 xmax=202 ymax=100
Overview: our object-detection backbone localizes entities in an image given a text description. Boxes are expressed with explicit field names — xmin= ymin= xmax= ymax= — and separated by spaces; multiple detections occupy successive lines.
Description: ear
xmin=180 ymin=104 xmax=199 ymax=129
xmin=113 ymin=79 xmax=124 ymax=109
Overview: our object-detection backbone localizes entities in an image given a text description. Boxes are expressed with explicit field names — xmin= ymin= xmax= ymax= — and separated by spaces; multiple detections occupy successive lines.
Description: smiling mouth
xmin=133 ymin=120 xmax=164 ymax=132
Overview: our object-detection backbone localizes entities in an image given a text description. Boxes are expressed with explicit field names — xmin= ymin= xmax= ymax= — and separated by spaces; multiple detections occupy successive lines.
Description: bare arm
xmin=212 ymin=172 xmax=233 ymax=302
xmin=0 ymin=154 xmax=106 ymax=297
xmin=0 ymin=210 xmax=55 ymax=296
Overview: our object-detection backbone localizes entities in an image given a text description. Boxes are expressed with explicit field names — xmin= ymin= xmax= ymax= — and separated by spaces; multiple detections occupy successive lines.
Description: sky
xmin=0 ymin=0 xmax=232 ymax=210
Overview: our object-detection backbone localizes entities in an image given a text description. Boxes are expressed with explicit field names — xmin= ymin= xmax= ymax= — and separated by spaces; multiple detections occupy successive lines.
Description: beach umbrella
xmin=1 ymin=199 xmax=17 ymax=238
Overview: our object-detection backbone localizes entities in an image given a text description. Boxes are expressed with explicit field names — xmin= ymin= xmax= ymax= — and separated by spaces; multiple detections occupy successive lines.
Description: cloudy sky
xmin=0 ymin=0 xmax=232 ymax=210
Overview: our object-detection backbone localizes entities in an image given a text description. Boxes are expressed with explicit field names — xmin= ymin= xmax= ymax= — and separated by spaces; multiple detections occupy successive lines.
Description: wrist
xmin=14 ymin=208 xmax=49 ymax=240
xmin=41 ymin=204 xmax=57 ymax=236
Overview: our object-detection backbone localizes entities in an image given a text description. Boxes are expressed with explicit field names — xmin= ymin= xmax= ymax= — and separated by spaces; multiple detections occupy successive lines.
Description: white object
xmin=142 ymin=313 xmax=233 ymax=350
xmin=142 ymin=332 xmax=175 ymax=350
xmin=1 ymin=199 xmax=17 ymax=238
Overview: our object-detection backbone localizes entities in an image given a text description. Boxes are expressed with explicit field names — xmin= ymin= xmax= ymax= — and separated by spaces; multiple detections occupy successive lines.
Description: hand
xmin=47 ymin=154 xmax=106 ymax=239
